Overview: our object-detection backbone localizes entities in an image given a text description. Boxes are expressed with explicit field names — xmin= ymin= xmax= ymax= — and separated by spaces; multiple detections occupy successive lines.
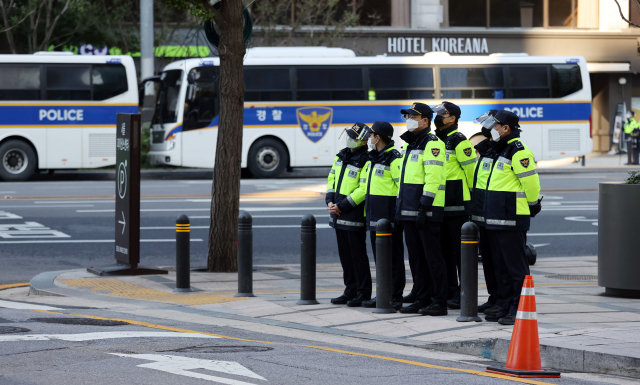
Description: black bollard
xmin=174 ymin=214 xmax=193 ymax=292
xmin=235 ymin=210 xmax=255 ymax=297
xmin=373 ymin=219 xmax=395 ymax=314
xmin=457 ymin=222 xmax=482 ymax=322
xmin=297 ymin=214 xmax=319 ymax=305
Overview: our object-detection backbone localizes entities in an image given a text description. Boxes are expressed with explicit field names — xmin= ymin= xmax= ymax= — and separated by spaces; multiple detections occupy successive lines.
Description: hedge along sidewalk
xmin=30 ymin=255 xmax=640 ymax=379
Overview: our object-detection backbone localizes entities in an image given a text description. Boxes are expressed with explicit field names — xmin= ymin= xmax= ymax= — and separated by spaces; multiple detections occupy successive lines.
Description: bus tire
xmin=0 ymin=140 xmax=37 ymax=182
xmin=248 ymin=138 xmax=288 ymax=178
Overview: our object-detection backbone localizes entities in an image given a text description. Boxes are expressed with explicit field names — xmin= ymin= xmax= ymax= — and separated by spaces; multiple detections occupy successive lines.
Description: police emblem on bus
xmin=431 ymin=148 xmax=440 ymax=157
xmin=296 ymin=107 xmax=333 ymax=143
xmin=520 ymin=158 xmax=530 ymax=168
xmin=464 ymin=147 xmax=472 ymax=157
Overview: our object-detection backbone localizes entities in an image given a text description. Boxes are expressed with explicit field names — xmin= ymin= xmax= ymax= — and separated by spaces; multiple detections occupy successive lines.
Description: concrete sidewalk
xmin=28 ymin=255 xmax=640 ymax=379
xmin=537 ymin=153 xmax=640 ymax=174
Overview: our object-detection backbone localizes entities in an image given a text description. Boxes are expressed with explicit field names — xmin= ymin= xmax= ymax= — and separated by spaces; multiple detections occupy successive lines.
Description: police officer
xmin=624 ymin=111 xmax=638 ymax=165
xmin=471 ymin=110 xmax=511 ymax=321
xmin=327 ymin=123 xmax=371 ymax=307
xmin=354 ymin=121 xmax=406 ymax=310
xmin=483 ymin=110 xmax=542 ymax=325
xmin=431 ymin=102 xmax=477 ymax=310
xmin=396 ymin=103 xmax=448 ymax=316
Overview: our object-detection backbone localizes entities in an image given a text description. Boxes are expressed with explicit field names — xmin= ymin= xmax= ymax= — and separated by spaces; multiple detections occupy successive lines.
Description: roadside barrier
xmin=373 ymin=219 xmax=395 ymax=314
xmin=297 ymin=214 xmax=319 ymax=305
xmin=457 ymin=222 xmax=481 ymax=322
xmin=235 ymin=211 xmax=255 ymax=297
xmin=174 ymin=214 xmax=193 ymax=292
xmin=486 ymin=275 xmax=561 ymax=378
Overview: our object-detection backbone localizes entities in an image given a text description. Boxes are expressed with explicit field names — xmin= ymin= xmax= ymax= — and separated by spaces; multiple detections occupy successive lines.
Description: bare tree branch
xmin=614 ymin=0 xmax=640 ymax=28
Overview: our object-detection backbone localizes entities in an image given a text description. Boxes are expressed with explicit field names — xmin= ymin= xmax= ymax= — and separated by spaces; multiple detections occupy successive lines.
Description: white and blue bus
xmin=147 ymin=47 xmax=591 ymax=178
xmin=0 ymin=52 xmax=138 ymax=181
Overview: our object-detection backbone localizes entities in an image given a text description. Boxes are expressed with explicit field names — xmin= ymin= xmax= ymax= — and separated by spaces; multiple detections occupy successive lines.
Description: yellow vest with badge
xmin=438 ymin=126 xmax=476 ymax=216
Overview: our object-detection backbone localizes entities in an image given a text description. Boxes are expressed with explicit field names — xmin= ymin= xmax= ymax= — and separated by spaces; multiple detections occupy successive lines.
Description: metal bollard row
xmin=457 ymin=221 xmax=482 ymax=322
xmin=373 ymin=219 xmax=395 ymax=314
xmin=174 ymin=214 xmax=193 ymax=292
xmin=235 ymin=210 xmax=255 ymax=297
xmin=297 ymin=214 xmax=319 ymax=305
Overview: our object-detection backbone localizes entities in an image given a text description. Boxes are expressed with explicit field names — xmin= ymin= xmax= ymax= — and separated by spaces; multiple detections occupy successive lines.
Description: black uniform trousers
xmin=440 ymin=215 xmax=467 ymax=298
xmin=335 ymin=228 xmax=372 ymax=299
xmin=485 ymin=229 xmax=529 ymax=314
xmin=370 ymin=230 xmax=406 ymax=300
xmin=477 ymin=225 xmax=499 ymax=304
xmin=403 ymin=222 xmax=448 ymax=304
xmin=625 ymin=133 xmax=634 ymax=164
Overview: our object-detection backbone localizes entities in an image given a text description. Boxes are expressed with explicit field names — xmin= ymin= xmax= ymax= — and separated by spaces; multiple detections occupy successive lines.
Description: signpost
xmin=88 ymin=113 xmax=167 ymax=276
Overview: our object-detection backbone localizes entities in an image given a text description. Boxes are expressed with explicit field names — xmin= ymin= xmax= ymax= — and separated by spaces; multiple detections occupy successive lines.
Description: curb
xmin=29 ymin=271 xmax=67 ymax=297
xmin=28 ymin=270 xmax=640 ymax=379
xmin=432 ymin=338 xmax=640 ymax=379
xmin=537 ymin=167 xmax=639 ymax=174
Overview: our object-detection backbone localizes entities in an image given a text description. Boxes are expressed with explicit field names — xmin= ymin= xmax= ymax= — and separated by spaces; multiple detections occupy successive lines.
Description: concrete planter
xmin=598 ymin=182 xmax=640 ymax=298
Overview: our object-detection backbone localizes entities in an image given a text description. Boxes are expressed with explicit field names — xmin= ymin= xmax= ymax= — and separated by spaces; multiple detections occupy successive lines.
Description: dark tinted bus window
xmin=184 ymin=66 xmax=220 ymax=131
xmin=370 ymin=67 xmax=433 ymax=88
xmin=244 ymin=68 xmax=291 ymax=101
xmin=152 ymin=70 xmax=183 ymax=124
xmin=296 ymin=67 xmax=364 ymax=101
xmin=92 ymin=65 xmax=128 ymax=100
xmin=45 ymin=65 xmax=91 ymax=100
xmin=440 ymin=67 xmax=504 ymax=99
xmin=551 ymin=64 xmax=582 ymax=97
xmin=509 ymin=66 xmax=548 ymax=87
xmin=440 ymin=67 xmax=503 ymax=88
xmin=0 ymin=65 xmax=41 ymax=100
xmin=508 ymin=66 xmax=549 ymax=99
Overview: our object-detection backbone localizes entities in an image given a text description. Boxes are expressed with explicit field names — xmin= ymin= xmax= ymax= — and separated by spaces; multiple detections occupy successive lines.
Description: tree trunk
xmin=206 ymin=0 xmax=245 ymax=272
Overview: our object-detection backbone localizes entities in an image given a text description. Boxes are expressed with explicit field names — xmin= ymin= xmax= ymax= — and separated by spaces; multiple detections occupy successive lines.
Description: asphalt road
xmin=0 ymin=170 xmax=626 ymax=284
xmin=0 ymin=302 xmax=623 ymax=385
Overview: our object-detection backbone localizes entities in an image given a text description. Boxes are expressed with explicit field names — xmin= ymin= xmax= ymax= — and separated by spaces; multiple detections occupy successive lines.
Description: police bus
xmin=0 ymin=52 xmax=138 ymax=181
xmin=146 ymin=47 xmax=591 ymax=178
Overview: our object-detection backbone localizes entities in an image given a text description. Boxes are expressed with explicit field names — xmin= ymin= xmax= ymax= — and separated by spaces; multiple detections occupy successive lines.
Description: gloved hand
xmin=530 ymin=196 xmax=543 ymax=218
xmin=416 ymin=205 xmax=430 ymax=229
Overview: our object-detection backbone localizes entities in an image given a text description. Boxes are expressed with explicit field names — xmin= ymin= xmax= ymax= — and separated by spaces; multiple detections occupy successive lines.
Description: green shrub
xmin=626 ymin=170 xmax=640 ymax=184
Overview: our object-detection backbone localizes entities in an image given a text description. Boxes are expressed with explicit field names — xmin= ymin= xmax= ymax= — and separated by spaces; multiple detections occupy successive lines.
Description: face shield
xmin=481 ymin=115 xmax=500 ymax=131
xmin=339 ymin=127 xmax=364 ymax=148
xmin=473 ymin=112 xmax=493 ymax=125
xmin=356 ymin=126 xmax=372 ymax=141
xmin=431 ymin=103 xmax=450 ymax=117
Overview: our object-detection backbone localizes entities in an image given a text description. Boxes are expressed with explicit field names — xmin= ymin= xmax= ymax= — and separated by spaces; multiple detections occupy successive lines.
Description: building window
xmin=444 ymin=0 xmax=598 ymax=29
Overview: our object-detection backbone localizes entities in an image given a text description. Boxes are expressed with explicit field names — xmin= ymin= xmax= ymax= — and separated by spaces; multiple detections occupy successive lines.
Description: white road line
xmin=157 ymin=214 xmax=331 ymax=220
xmin=0 ymin=299 xmax=62 ymax=311
xmin=0 ymin=205 xmax=96 ymax=209
xmin=542 ymin=208 xmax=597 ymax=211
xmin=140 ymin=224 xmax=332 ymax=230
xmin=0 ymin=332 xmax=219 ymax=342
xmin=78 ymin=207 xmax=328 ymax=213
xmin=528 ymin=232 xmax=597 ymax=236
xmin=0 ymin=239 xmax=204 ymax=244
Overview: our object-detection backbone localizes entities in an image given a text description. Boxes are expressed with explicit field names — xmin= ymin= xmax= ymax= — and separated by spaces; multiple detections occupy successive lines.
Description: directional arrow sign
xmin=110 ymin=353 xmax=267 ymax=384
xmin=119 ymin=211 xmax=126 ymax=234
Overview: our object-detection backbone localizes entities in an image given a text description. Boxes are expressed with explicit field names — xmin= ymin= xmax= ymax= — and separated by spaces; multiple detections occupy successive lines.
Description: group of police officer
xmin=624 ymin=111 xmax=640 ymax=165
xmin=326 ymin=102 xmax=542 ymax=325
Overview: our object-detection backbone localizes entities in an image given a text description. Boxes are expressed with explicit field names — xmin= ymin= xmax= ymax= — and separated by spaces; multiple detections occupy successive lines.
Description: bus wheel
xmin=0 ymin=140 xmax=37 ymax=181
xmin=248 ymin=138 xmax=288 ymax=178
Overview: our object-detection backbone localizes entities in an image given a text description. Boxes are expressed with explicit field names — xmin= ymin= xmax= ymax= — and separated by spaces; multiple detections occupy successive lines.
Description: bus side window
xmin=183 ymin=67 xmax=220 ymax=131
xmin=508 ymin=65 xmax=550 ymax=98
xmin=45 ymin=65 xmax=91 ymax=101
xmin=93 ymin=65 xmax=128 ymax=100
xmin=244 ymin=67 xmax=291 ymax=102
xmin=296 ymin=67 xmax=364 ymax=101
xmin=551 ymin=64 xmax=582 ymax=98
xmin=0 ymin=65 xmax=41 ymax=100
xmin=440 ymin=67 xmax=504 ymax=99
xmin=369 ymin=67 xmax=434 ymax=100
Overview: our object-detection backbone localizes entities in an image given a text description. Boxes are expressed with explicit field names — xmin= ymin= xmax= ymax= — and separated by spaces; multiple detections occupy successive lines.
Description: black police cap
xmin=401 ymin=102 xmax=433 ymax=120
xmin=371 ymin=121 xmax=394 ymax=141
xmin=494 ymin=110 xmax=520 ymax=129
xmin=442 ymin=101 xmax=461 ymax=119
xmin=347 ymin=122 xmax=369 ymax=139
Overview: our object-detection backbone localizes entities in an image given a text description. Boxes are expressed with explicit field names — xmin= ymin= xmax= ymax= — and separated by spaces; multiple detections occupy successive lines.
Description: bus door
xmin=149 ymin=69 xmax=184 ymax=166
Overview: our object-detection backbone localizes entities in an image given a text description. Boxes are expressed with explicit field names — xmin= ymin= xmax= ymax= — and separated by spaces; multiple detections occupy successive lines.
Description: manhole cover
xmin=29 ymin=318 xmax=129 ymax=326
xmin=166 ymin=346 xmax=273 ymax=353
xmin=545 ymin=275 xmax=597 ymax=281
xmin=0 ymin=326 xmax=30 ymax=334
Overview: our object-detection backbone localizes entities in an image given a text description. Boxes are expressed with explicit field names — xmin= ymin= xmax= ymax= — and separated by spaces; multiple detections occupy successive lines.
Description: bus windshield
xmin=152 ymin=69 xmax=183 ymax=125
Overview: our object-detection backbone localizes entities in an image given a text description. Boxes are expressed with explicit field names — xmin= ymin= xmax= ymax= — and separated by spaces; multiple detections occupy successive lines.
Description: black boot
xmin=419 ymin=303 xmax=448 ymax=316
xmin=331 ymin=294 xmax=353 ymax=305
xmin=446 ymin=293 xmax=461 ymax=310
xmin=347 ymin=294 xmax=369 ymax=307
xmin=362 ymin=297 xmax=376 ymax=308
xmin=402 ymin=292 xmax=417 ymax=303
xmin=400 ymin=300 xmax=432 ymax=314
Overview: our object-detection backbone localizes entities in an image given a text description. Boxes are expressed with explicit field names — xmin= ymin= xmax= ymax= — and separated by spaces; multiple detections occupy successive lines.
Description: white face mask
xmin=367 ymin=137 xmax=379 ymax=151
xmin=491 ymin=126 xmax=502 ymax=142
xmin=406 ymin=119 xmax=420 ymax=132
xmin=346 ymin=137 xmax=360 ymax=148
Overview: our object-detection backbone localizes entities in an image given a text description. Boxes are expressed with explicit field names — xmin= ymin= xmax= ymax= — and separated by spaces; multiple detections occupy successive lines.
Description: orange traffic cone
xmin=486 ymin=275 xmax=561 ymax=378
